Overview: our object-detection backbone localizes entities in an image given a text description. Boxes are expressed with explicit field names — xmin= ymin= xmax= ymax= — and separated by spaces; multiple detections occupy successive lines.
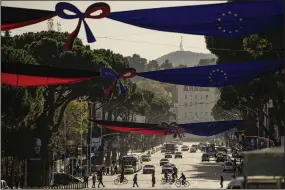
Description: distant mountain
xmin=155 ymin=51 xmax=216 ymax=67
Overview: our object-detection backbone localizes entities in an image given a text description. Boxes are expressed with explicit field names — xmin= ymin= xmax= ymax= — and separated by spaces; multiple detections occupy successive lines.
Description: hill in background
xmin=156 ymin=51 xmax=216 ymax=67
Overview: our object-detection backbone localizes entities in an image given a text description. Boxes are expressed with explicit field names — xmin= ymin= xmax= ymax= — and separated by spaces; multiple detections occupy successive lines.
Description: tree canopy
xmin=207 ymin=27 xmax=284 ymax=140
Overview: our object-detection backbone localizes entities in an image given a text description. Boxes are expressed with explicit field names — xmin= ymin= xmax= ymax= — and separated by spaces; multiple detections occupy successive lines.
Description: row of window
xmin=184 ymin=102 xmax=208 ymax=107
xmin=184 ymin=112 xmax=210 ymax=119
xmin=185 ymin=94 xmax=209 ymax=100
xmin=184 ymin=86 xmax=210 ymax=91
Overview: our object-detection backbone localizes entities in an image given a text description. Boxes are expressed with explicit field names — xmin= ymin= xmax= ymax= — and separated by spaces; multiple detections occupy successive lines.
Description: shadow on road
xmin=185 ymin=161 xmax=233 ymax=181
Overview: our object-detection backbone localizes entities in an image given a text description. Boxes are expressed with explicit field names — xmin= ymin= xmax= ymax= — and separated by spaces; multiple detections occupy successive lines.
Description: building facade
xmin=170 ymin=85 xmax=217 ymax=124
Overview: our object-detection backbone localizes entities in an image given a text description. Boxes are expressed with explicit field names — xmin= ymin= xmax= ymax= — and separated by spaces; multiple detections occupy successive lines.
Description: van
xmin=227 ymin=176 xmax=285 ymax=189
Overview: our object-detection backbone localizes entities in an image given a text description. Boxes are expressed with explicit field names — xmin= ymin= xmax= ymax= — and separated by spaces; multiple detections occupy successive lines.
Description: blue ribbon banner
xmin=55 ymin=2 xmax=110 ymax=50
xmin=100 ymin=67 xmax=137 ymax=98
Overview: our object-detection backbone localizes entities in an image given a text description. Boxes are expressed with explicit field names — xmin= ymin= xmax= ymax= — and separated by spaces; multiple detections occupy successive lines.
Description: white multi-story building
xmin=170 ymin=85 xmax=217 ymax=124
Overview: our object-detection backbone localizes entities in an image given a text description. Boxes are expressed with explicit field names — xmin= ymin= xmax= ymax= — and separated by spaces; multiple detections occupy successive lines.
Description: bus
xmin=165 ymin=143 xmax=175 ymax=154
xmin=122 ymin=154 xmax=142 ymax=172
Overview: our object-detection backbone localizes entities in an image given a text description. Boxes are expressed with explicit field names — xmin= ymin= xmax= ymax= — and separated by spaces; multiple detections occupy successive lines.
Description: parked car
xmin=174 ymin=152 xmax=183 ymax=159
xmin=143 ymin=165 xmax=155 ymax=174
xmin=190 ymin=147 xmax=197 ymax=153
xmin=202 ymin=153 xmax=210 ymax=162
xmin=223 ymin=161 xmax=234 ymax=172
xmin=160 ymin=158 xmax=170 ymax=166
xmin=52 ymin=173 xmax=83 ymax=186
xmin=165 ymin=153 xmax=173 ymax=158
xmin=142 ymin=155 xmax=151 ymax=162
xmin=124 ymin=165 xmax=135 ymax=174
xmin=177 ymin=141 xmax=183 ymax=145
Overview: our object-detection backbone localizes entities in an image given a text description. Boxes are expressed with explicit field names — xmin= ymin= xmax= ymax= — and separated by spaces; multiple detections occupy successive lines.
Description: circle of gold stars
xmin=208 ymin=69 xmax=228 ymax=84
xmin=216 ymin=10 xmax=243 ymax=34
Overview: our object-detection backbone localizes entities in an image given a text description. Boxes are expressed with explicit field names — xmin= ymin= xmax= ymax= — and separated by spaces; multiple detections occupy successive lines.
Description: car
xmin=181 ymin=146 xmax=189 ymax=151
xmin=165 ymin=153 xmax=172 ymax=158
xmin=216 ymin=156 xmax=225 ymax=163
xmin=232 ymin=152 xmax=240 ymax=158
xmin=216 ymin=146 xmax=228 ymax=154
xmin=177 ymin=141 xmax=183 ymax=145
xmin=174 ymin=152 xmax=183 ymax=159
xmin=223 ymin=161 xmax=234 ymax=172
xmin=192 ymin=144 xmax=198 ymax=149
xmin=200 ymin=146 xmax=206 ymax=152
xmin=160 ymin=158 xmax=170 ymax=166
xmin=175 ymin=148 xmax=179 ymax=151
xmin=161 ymin=148 xmax=166 ymax=153
xmin=123 ymin=165 xmax=135 ymax=174
xmin=143 ymin=165 xmax=155 ymax=174
xmin=190 ymin=147 xmax=197 ymax=153
xmin=142 ymin=155 xmax=151 ymax=162
xmin=202 ymin=153 xmax=210 ymax=162
xmin=162 ymin=163 xmax=174 ymax=174
xmin=52 ymin=173 xmax=83 ymax=186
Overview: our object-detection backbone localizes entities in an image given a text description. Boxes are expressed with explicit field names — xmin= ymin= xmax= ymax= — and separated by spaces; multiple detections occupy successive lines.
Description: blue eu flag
xmin=137 ymin=60 xmax=283 ymax=88
xmin=180 ymin=120 xmax=244 ymax=136
xmin=108 ymin=0 xmax=283 ymax=37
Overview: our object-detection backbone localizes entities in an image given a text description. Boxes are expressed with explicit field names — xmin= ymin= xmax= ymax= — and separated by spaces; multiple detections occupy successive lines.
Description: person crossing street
xmin=133 ymin=174 xmax=139 ymax=187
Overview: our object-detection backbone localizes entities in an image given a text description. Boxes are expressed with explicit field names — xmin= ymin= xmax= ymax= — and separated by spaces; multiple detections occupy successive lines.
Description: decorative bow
xmin=55 ymin=2 xmax=111 ymax=50
xmin=100 ymin=67 xmax=137 ymax=98
xmin=159 ymin=122 xmax=185 ymax=139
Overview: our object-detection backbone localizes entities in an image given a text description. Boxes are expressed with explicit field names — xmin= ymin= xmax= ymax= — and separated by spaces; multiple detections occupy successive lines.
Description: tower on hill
xmin=180 ymin=36 xmax=184 ymax=51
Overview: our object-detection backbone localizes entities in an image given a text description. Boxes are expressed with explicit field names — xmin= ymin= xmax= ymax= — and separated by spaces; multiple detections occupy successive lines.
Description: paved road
xmin=87 ymin=142 xmax=233 ymax=189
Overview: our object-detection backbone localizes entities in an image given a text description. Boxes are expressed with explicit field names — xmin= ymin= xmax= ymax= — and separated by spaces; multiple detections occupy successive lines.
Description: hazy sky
xmin=3 ymin=1 xmax=225 ymax=60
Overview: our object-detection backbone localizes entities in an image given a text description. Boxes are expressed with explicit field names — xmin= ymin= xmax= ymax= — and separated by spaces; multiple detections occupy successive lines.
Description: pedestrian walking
xmin=220 ymin=175 xmax=224 ymax=188
xmin=133 ymin=174 xmax=139 ymax=187
xmin=97 ymin=172 xmax=105 ymax=188
xmin=92 ymin=173 xmax=97 ymax=188
xmin=14 ymin=174 xmax=20 ymax=189
xmin=151 ymin=172 xmax=156 ymax=187
xmin=114 ymin=165 xmax=118 ymax=175
xmin=84 ymin=174 xmax=89 ymax=188
xmin=111 ymin=165 xmax=114 ymax=175
xmin=20 ymin=175 xmax=24 ymax=189
xmin=106 ymin=166 xmax=110 ymax=175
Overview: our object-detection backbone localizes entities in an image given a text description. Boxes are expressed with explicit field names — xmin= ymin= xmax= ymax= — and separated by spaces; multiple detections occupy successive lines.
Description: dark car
xmin=216 ymin=156 xmax=225 ymax=163
xmin=53 ymin=173 xmax=83 ymax=186
xmin=174 ymin=152 xmax=183 ymax=159
xmin=143 ymin=165 xmax=155 ymax=174
xmin=165 ymin=154 xmax=173 ymax=158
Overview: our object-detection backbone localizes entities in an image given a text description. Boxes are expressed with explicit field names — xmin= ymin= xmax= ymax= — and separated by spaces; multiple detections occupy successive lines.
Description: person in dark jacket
xmin=84 ymin=174 xmax=89 ymax=188
xmin=120 ymin=172 xmax=124 ymax=183
xmin=97 ymin=172 xmax=105 ymax=188
xmin=133 ymin=174 xmax=139 ymax=187
xmin=220 ymin=175 xmax=224 ymax=188
xmin=151 ymin=172 xmax=156 ymax=187
xmin=92 ymin=173 xmax=97 ymax=188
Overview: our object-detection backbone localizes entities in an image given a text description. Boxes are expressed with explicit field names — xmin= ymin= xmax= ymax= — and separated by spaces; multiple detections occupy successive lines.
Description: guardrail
xmin=43 ymin=183 xmax=85 ymax=189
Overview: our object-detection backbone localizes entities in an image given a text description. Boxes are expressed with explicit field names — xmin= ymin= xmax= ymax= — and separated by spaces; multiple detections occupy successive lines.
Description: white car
xmin=223 ymin=161 xmax=234 ymax=172
xmin=123 ymin=165 xmax=135 ymax=174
